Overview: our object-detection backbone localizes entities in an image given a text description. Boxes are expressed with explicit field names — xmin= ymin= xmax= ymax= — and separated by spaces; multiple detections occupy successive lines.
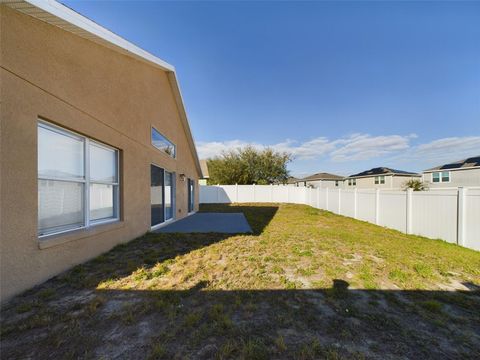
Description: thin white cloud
xmin=394 ymin=136 xmax=480 ymax=166
xmin=196 ymin=133 xmax=417 ymax=161
xmin=197 ymin=134 xmax=480 ymax=171
xmin=329 ymin=133 xmax=417 ymax=162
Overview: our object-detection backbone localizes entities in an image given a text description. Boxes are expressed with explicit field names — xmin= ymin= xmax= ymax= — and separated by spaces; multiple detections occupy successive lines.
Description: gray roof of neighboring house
xmin=286 ymin=177 xmax=300 ymax=184
xmin=200 ymin=160 xmax=209 ymax=178
xmin=302 ymin=172 xmax=344 ymax=181
xmin=424 ymin=156 xmax=480 ymax=172
xmin=348 ymin=167 xmax=419 ymax=178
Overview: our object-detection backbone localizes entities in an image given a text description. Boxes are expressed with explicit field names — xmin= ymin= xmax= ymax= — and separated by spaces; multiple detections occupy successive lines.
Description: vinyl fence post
xmin=235 ymin=183 xmax=238 ymax=203
xmin=253 ymin=183 xmax=256 ymax=202
xmin=287 ymin=186 xmax=291 ymax=203
xmin=317 ymin=187 xmax=320 ymax=209
xmin=354 ymin=188 xmax=358 ymax=219
xmin=406 ymin=188 xmax=413 ymax=234
xmin=326 ymin=188 xmax=329 ymax=211
xmin=338 ymin=188 xmax=342 ymax=214
xmin=375 ymin=189 xmax=380 ymax=225
xmin=217 ymin=184 xmax=220 ymax=203
xmin=457 ymin=187 xmax=466 ymax=247
xmin=270 ymin=183 xmax=274 ymax=202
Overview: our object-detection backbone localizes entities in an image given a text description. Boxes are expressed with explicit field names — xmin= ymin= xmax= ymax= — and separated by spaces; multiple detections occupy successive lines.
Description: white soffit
xmin=2 ymin=0 xmax=175 ymax=72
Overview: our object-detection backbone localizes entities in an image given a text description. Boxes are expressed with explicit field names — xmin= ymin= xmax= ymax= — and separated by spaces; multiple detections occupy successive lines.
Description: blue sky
xmin=64 ymin=0 xmax=480 ymax=177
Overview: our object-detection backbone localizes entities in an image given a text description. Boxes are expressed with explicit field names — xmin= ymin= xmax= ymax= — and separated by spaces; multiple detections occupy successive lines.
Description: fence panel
xmin=273 ymin=186 xmax=289 ymax=203
xmin=465 ymin=188 xmax=480 ymax=250
xmin=237 ymin=185 xmax=255 ymax=202
xmin=340 ymin=190 xmax=356 ymax=218
xmin=328 ymin=189 xmax=341 ymax=214
xmin=357 ymin=190 xmax=376 ymax=223
xmin=199 ymin=186 xmax=220 ymax=203
xmin=318 ymin=188 xmax=328 ymax=209
xmin=254 ymin=185 xmax=273 ymax=202
xmin=411 ymin=189 xmax=458 ymax=244
xmin=199 ymin=185 xmax=480 ymax=251
xmin=378 ymin=191 xmax=407 ymax=232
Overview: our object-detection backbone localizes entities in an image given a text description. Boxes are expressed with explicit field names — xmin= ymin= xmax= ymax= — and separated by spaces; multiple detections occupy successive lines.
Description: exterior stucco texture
xmin=0 ymin=6 xmax=200 ymax=302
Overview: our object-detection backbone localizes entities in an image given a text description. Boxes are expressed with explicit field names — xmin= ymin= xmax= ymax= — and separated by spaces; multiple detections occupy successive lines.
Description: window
xmin=188 ymin=179 xmax=195 ymax=212
xmin=441 ymin=171 xmax=450 ymax=182
xmin=432 ymin=171 xmax=450 ymax=183
xmin=150 ymin=165 xmax=175 ymax=228
xmin=348 ymin=179 xmax=351 ymax=186
xmin=375 ymin=176 xmax=385 ymax=185
xmin=335 ymin=180 xmax=339 ymax=187
xmin=38 ymin=121 xmax=119 ymax=237
xmin=151 ymin=127 xmax=176 ymax=158
xmin=353 ymin=179 xmax=356 ymax=186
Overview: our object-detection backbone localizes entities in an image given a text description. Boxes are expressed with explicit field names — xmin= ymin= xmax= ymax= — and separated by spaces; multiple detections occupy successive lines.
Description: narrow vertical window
xmin=441 ymin=171 xmax=450 ymax=182
xmin=432 ymin=172 xmax=440 ymax=183
xmin=165 ymin=171 xmax=174 ymax=221
xmin=89 ymin=143 xmax=119 ymax=222
xmin=188 ymin=179 xmax=195 ymax=212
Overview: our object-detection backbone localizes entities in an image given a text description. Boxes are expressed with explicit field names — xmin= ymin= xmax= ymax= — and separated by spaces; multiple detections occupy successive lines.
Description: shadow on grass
xmin=1 ymin=204 xmax=479 ymax=359
xmin=1 ymin=278 xmax=479 ymax=359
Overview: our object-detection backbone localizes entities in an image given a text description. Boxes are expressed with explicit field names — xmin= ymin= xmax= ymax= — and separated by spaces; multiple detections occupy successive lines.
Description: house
xmin=422 ymin=156 xmax=480 ymax=188
xmin=199 ymin=160 xmax=210 ymax=185
xmin=297 ymin=172 xmax=344 ymax=188
xmin=0 ymin=1 xmax=202 ymax=302
xmin=345 ymin=167 xmax=420 ymax=189
xmin=285 ymin=177 xmax=300 ymax=186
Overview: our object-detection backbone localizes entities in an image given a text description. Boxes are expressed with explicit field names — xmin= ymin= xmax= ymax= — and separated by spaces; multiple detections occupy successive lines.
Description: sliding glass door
xmin=150 ymin=165 xmax=174 ymax=228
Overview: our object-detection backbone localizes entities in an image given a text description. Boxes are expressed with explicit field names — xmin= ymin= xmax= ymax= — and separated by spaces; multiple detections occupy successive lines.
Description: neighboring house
xmin=345 ymin=167 xmax=420 ymax=189
xmin=298 ymin=172 xmax=344 ymax=189
xmin=422 ymin=156 xmax=480 ymax=188
xmin=282 ymin=177 xmax=300 ymax=186
xmin=199 ymin=160 xmax=209 ymax=185
xmin=0 ymin=1 xmax=202 ymax=302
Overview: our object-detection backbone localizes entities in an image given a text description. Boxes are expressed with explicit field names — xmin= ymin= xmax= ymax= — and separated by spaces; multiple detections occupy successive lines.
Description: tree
xmin=403 ymin=179 xmax=428 ymax=191
xmin=207 ymin=146 xmax=292 ymax=185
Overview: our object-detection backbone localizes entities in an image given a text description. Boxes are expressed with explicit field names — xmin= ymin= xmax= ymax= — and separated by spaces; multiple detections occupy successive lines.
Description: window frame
xmin=38 ymin=120 xmax=120 ymax=238
xmin=151 ymin=126 xmax=176 ymax=159
xmin=432 ymin=171 xmax=450 ymax=183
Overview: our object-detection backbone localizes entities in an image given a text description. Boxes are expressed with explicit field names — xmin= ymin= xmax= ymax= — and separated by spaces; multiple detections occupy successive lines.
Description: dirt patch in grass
xmin=1 ymin=204 xmax=479 ymax=359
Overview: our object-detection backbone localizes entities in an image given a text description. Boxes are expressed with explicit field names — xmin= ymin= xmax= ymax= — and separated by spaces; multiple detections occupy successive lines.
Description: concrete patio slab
xmin=155 ymin=213 xmax=252 ymax=233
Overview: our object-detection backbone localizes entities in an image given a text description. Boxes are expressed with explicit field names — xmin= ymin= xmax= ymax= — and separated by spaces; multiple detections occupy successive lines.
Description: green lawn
xmin=1 ymin=204 xmax=479 ymax=359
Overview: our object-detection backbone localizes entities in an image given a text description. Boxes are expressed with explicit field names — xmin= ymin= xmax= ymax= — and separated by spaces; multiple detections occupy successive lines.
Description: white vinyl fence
xmin=200 ymin=185 xmax=480 ymax=251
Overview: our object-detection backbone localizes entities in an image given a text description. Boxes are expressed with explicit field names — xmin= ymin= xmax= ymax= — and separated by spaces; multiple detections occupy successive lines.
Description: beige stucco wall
xmin=0 ymin=6 xmax=200 ymax=302
xmin=423 ymin=168 xmax=480 ymax=188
